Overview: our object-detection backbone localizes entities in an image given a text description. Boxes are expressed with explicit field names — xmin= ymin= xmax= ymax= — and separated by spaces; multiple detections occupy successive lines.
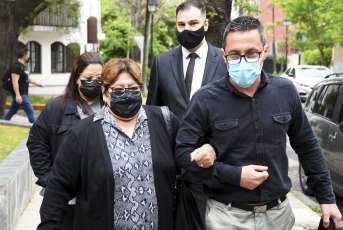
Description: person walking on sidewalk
xmin=175 ymin=16 xmax=342 ymax=230
xmin=36 ymin=58 xmax=215 ymax=229
xmin=146 ymin=2 xmax=227 ymax=222
xmin=4 ymin=47 xmax=44 ymax=123
xmin=27 ymin=52 xmax=105 ymax=230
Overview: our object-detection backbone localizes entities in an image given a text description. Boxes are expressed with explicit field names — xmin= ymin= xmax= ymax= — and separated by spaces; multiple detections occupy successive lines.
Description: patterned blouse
xmin=94 ymin=106 xmax=158 ymax=230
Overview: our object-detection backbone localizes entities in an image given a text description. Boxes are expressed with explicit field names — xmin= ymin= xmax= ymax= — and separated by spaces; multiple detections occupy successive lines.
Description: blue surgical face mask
xmin=228 ymin=59 xmax=263 ymax=88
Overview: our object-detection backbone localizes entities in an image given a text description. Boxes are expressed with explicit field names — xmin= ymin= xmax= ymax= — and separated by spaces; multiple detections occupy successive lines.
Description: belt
xmin=212 ymin=196 xmax=286 ymax=213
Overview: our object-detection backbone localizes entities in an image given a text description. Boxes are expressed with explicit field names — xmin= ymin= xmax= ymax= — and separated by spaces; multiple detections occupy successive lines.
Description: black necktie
xmin=185 ymin=53 xmax=198 ymax=98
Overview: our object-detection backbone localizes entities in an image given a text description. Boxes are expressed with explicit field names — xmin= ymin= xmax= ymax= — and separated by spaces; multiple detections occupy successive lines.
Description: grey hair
xmin=176 ymin=1 xmax=206 ymax=20
xmin=222 ymin=16 xmax=266 ymax=48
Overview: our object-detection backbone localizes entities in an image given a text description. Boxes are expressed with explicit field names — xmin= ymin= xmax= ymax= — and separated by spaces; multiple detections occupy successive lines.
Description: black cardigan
xmin=38 ymin=105 xmax=180 ymax=230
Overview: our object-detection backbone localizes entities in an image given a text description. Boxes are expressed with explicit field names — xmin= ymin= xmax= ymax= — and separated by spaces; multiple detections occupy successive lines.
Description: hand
xmin=37 ymin=83 xmax=44 ymax=88
xmin=240 ymin=165 xmax=269 ymax=190
xmin=320 ymin=203 xmax=342 ymax=228
xmin=190 ymin=144 xmax=216 ymax=168
xmin=16 ymin=95 xmax=23 ymax=104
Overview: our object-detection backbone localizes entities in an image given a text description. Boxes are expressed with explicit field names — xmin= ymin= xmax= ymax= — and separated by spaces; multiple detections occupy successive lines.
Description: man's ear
xmin=204 ymin=19 xmax=209 ymax=32
xmin=262 ymin=45 xmax=269 ymax=61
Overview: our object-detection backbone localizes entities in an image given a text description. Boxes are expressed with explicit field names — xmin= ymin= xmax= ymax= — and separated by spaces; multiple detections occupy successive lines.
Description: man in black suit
xmin=146 ymin=1 xmax=227 ymax=223
xmin=147 ymin=1 xmax=227 ymax=120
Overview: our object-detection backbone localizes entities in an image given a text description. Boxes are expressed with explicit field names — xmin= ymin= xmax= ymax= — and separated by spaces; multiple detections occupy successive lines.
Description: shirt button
xmin=145 ymin=219 xmax=148 ymax=223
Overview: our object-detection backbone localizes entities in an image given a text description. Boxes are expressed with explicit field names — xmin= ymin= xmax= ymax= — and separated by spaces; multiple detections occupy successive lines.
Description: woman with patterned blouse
xmin=38 ymin=58 xmax=215 ymax=230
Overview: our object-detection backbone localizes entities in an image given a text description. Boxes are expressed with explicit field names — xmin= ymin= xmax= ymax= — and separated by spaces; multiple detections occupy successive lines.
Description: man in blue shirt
xmin=175 ymin=16 xmax=342 ymax=229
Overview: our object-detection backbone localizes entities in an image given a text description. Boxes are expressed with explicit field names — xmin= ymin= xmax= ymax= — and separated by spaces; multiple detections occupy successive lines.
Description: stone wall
xmin=0 ymin=136 xmax=37 ymax=230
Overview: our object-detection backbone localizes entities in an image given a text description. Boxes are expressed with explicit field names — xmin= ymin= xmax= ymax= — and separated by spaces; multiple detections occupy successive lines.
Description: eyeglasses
xmin=108 ymin=84 xmax=143 ymax=97
xmin=79 ymin=73 xmax=102 ymax=84
xmin=224 ymin=50 xmax=264 ymax=65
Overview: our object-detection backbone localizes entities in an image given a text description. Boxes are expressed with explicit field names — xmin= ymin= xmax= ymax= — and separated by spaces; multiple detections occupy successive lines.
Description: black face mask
xmin=176 ymin=26 xmax=205 ymax=50
xmin=108 ymin=91 xmax=142 ymax=119
xmin=79 ymin=80 xmax=102 ymax=99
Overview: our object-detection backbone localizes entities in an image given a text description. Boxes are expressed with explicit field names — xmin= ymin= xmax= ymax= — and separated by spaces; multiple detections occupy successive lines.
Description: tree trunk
xmin=319 ymin=45 xmax=325 ymax=66
xmin=0 ymin=0 xmax=45 ymax=118
xmin=200 ymin=0 xmax=232 ymax=48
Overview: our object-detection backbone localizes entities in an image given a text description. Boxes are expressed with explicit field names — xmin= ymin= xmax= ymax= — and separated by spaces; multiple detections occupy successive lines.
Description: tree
xmin=303 ymin=47 xmax=333 ymax=67
xmin=198 ymin=0 xmax=232 ymax=48
xmin=100 ymin=0 xmax=180 ymax=62
xmin=0 ymin=0 xmax=79 ymax=118
xmin=275 ymin=0 xmax=343 ymax=66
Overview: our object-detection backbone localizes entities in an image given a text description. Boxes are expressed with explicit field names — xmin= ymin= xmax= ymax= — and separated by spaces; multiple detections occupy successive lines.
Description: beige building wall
xmin=332 ymin=44 xmax=343 ymax=72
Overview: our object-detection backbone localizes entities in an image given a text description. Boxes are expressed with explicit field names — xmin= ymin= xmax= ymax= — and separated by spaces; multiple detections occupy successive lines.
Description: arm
xmin=38 ymin=131 xmax=80 ymax=229
xmin=289 ymin=85 xmax=335 ymax=203
xmin=12 ymin=74 xmax=22 ymax=104
xmin=146 ymin=56 xmax=162 ymax=106
xmin=287 ymin=85 xmax=341 ymax=226
xmin=175 ymin=93 xmax=242 ymax=188
xmin=27 ymin=106 xmax=53 ymax=187
xmin=29 ymin=76 xmax=44 ymax=88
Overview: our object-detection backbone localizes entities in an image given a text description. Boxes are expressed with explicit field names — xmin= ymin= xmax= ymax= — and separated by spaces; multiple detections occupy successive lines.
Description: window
xmin=338 ymin=101 xmax=343 ymax=124
xmin=27 ymin=41 xmax=41 ymax=73
xmin=306 ymin=86 xmax=323 ymax=113
xmin=312 ymin=84 xmax=343 ymax=120
xmin=66 ymin=43 xmax=80 ymax=72
xmin=51 ymin=42 xmax=65 ymax=72
xmin=289 ymin=68 xmax=295 ymax=77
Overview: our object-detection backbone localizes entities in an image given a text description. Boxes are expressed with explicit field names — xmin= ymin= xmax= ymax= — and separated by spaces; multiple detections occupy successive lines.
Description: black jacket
xmin=147 ymin=42 xmax=227 ymax=120
xmin=27 ymin=96 xmax=81 ymax=187
xmin=38 ymin=105 xmax=180 ymax=230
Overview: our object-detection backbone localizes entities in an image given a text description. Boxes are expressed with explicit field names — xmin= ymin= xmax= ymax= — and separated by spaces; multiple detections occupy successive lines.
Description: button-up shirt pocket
xmin=213 ymin=119 xmax=239 ymax=149
xmin=272 ymin=113 xmax=292 ymax=144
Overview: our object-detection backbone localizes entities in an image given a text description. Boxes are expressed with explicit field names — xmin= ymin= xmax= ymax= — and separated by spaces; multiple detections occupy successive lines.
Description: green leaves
xmin=275 ymin=0 xmax=343 ymax=65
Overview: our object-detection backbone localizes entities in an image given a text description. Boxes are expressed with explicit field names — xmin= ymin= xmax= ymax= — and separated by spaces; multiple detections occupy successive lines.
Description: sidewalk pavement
xmin=14 ymin=188 xmax=321 ymax=230
xmin=8 ymin=114 xmax=322 ymax=230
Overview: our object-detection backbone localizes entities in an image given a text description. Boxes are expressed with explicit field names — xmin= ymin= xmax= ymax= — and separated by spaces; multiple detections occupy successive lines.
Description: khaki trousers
xmin=206 ymin=197 xmax=295 ymax=230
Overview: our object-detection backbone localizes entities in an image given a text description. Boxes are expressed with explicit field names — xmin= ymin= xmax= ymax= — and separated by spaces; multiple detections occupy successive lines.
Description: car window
xmin=290 ymin=68 xmax=295 ymax=76
xmin=338 ymin=102 xmax=343 ymax=124
xmin=297 ymin=67 xmax=331 ymax=80
xmin=305 ymin=86 xmax=323 ymax=113
xmin=307 ymin=86 xmax=324 ymax=113
xmin=314 ymin=84 xmax=342 ymax=120
xmin=285 ymin=68 xmax=290 ymax=75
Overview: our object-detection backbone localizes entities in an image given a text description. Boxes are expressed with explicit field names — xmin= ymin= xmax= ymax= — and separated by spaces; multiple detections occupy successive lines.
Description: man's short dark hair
xmin=222 ymin=16 xmax=266 ymax=48
xmin=18 ymin=47 xmax=29 ymax=58
xmin=176 ymin=1 xmax=206 ymax=20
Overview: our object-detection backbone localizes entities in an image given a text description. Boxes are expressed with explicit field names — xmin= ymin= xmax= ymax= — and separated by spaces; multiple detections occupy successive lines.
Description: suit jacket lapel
xmin=202 ymin=43 xmax=220 ymax=86
xmin=170 ymin=47 xmax=189 ymax=103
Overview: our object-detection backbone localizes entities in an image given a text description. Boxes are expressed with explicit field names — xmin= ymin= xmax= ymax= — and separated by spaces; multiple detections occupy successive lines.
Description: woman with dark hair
xmin=27 ymin=52 xmax=104 ymax=230
xmin=37 ymin=58 xmax=216 ymax=229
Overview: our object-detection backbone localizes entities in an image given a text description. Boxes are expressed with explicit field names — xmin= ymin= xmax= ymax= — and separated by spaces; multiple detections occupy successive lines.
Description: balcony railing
xmin=29 ymin=7 xmax=77 ymax=27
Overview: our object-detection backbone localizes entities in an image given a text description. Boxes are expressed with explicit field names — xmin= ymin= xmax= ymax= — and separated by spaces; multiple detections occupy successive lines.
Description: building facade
xmin=231 ymin=0 xmax=300 ymax=73
xmin=19 ymin=0 xmax=104 ymax=97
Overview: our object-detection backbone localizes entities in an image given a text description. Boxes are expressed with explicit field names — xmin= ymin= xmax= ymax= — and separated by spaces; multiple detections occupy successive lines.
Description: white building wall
xmin=18 ymin=0 xmax=102 ymax=97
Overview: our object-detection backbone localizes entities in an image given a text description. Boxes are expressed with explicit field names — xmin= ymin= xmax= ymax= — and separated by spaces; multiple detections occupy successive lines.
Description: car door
xmin=325 ymin=84 xmax=343 ymax=196
xmin=305 ymin=85 xmax=330 ymax=148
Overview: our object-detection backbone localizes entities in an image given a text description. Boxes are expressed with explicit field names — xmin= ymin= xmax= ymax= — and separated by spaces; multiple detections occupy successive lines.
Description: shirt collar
xmin=182 ymin=41 xmax=208 ymax=59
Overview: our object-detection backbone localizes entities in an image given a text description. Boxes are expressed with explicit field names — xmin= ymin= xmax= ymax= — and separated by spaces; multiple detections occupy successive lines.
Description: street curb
xmin=0 ymin=119 xmax=32 ymax=128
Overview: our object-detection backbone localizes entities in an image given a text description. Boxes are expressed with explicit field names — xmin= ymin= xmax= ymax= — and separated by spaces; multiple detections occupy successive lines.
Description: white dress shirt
xmin=182 ymin=42 xmax=208 ymax=98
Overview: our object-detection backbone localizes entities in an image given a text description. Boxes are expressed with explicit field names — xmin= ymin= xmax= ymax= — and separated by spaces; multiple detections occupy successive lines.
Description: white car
xmin=280 ymin=65 xmax=332 ymax=101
